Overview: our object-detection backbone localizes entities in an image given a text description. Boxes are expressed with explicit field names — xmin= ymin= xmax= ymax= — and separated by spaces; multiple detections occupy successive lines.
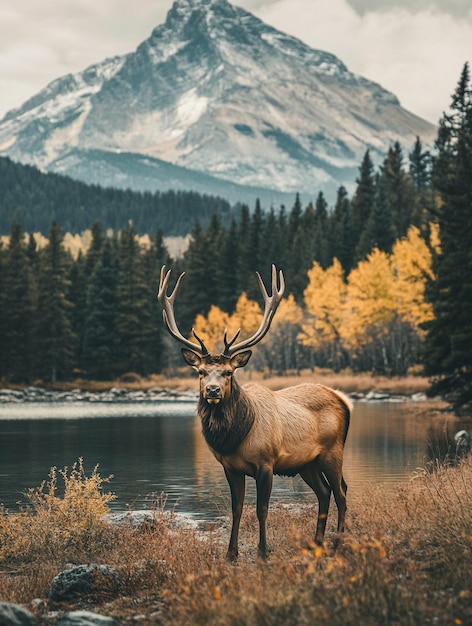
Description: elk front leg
xmin=255 ymin=466 xmax=273 ymax=559
xmin=224 ymin=468 xmax=246 ymax=562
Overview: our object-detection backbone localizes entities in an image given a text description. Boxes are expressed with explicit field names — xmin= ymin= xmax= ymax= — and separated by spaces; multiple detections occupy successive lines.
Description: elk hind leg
xmin=319 ymin=450 xmax=347 ymax=541
xmin=299 ymin=460 xmax=331 ymax=546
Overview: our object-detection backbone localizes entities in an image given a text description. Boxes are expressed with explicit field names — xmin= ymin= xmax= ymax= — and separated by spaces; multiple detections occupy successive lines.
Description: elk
xmin=157 ymin=265 xmax=351 ymax=561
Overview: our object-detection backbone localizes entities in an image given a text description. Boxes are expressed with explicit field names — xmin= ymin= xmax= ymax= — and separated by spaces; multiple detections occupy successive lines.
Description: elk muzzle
xmin=205 ymin=384 xmax=222 ymax=404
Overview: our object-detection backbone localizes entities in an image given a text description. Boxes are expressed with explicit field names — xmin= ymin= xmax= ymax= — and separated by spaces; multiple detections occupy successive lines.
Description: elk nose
xmin=206 ymin=384 xmax=221 ymax=398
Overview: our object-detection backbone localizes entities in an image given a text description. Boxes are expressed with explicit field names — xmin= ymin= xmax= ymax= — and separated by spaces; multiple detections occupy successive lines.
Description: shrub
xmin=0 ymin=458 xmax=115 ymax=563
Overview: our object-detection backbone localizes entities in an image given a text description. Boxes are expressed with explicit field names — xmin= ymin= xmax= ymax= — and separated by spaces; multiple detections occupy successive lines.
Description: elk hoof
xmin=225 ymin=550 xmax=238 ymax=563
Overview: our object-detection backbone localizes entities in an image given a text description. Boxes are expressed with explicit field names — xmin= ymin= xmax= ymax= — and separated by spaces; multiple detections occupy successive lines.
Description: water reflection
xmin=0 ymin=400 xmax=463 ymax=519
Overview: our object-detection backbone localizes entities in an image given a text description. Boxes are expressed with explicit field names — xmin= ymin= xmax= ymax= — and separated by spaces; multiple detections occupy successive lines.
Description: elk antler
xmin=157 ymin=266 xmax=210 ymax=356
xmin=222 ymin=264 xmax=285 ymax=357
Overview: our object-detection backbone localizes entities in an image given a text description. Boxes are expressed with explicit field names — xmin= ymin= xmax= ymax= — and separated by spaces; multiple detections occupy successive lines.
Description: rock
xmin=54 ymin=610 xmax=117 ymax=626
xmin=411 ymin=392 xmax=427 ymax=402
xmin=349 ymin=392 xmax=365 ymax=400
xmin=0 ymin=602 xmax=35 ymax=625
xmin=365 ymin=390 xmax=391 ymax=401
xmin=48 ymin=564 xmax=121 ymax=603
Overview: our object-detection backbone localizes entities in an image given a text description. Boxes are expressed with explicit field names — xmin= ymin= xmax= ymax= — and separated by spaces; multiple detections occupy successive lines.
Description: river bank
xmin=0 ymin=371 xmax=431 ymax=404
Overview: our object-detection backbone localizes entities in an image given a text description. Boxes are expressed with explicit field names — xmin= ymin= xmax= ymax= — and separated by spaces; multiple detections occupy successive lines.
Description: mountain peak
xmin=0 ymin=0 xmax=436 ymax=201
xmin=165 ymin=0 xmax=232 ymax=22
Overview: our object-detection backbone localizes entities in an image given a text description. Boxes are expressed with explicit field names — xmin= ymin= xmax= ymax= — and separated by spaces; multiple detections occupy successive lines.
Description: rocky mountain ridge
xmin=0 ymin=0 xmax=436 ymax=203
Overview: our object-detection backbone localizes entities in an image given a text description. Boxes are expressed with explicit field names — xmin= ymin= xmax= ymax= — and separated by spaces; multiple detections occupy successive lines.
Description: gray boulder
xmin=48 ymin=564 xmax=121 ymax=603
xmin=0 ymin=602 xmax=35 ymax=625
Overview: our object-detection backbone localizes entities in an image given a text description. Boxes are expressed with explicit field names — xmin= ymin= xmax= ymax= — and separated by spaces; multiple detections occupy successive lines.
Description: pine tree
xmin=409 ymin=136 xmax=433 ymax=228
xmin=114 ymin=224 xmax=154 ymax=374
xmin=81 ymin=239 xmax=119 ymax=379
xmin=409 ymin=136 xmax=432 ymax=192
xmin=382 ymin=141 xmax=416 ymax=237
xmin=144 ymin=228 xmax=170 ymax=373
xmin=218 ymin=217 xmax=240 ymax=313
xmin=36 ymin=222 xmax=76 ymax=382
xmin=331 ymin=186 xmax=354 ymax=275
xmin=286 ymin=194 xmax=309 ymax=300
xmin=356 ymin=174 xmax=396 ymax=260
xmin=178 ymin=220 xmax=211 ymax=332
xmin=84 ymin=220 xmax=105 ymax=277
xmin=313 ymin=192 xmax=332 ymax=269
xmin=351 ymin=150 xmax=376 ymax=253
xmin=423 ymin=63 xmax=472 ymax=412
xmin=1 ymin=221 xmax=36 ymax=381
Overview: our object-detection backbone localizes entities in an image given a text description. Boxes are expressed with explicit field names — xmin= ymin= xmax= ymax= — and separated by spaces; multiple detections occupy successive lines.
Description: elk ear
xmin=181 ymin=348 xmax=202 ymax=368
xmin=231 ymin=350 xmax=252 ymax=370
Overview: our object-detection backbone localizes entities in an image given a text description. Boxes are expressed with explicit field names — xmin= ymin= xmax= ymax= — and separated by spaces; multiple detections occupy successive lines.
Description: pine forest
xmin=1 ymin=65 xmax=471 ymax=413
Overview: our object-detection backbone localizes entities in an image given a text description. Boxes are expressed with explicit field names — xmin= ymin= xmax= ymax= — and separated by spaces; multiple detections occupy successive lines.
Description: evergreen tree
xmin=382 ymin=141 xmax=415 ymax=237
xmin=236 ymin=204 xmax=253 ymax=296
xmin=144 ymin=228 xmax=170 ymax=373
xmin=246 ymin=200 xmax=265 ymax=300
xmin=331 ymin=186 xmax=354 ymax=275
xmin=351 ymin=150 xmax=376 ymax=254
xmin=36 ymin=222 xmax=76 ymax=382
xmin=356 ymin=174 xmax=396 ymax=260
xmin=67 ymin=251 xmax=87 ymax=368
xmin=84 ymin=220 xmax=105 ymax=277
xmin=1 ymin=221 xmax=36 ymax=381
xmin=81 ymin=239 xmax=119 ymax=378
xmin=259 ymin=207 xmax=285 ymax=270
xmin=114 ymin=224 xmax=154 ymax=374
xmin=178 ymin=220 xmax=211 ymax=332
xmin=409 ymin=136 xmax=432 ymax=192
xmin=423 ymin=63 xmax=472 ymax=412
xmin=409 ymin=136 xmax=433 ymax=228
xmin=218 ymin=217 xmax=240 ymax=313
xmin=313 ymin=191 xmax=331 ymax=269
xmin=286 ymin=194 xmax=308 ymax=300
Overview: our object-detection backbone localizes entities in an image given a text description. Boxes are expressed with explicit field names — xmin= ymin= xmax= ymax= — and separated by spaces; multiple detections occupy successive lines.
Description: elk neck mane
xmin=198 ymin=377 xmax=255 ymax=456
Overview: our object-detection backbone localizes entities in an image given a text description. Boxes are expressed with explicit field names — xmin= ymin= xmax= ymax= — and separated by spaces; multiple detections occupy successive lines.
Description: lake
xmin=0 ymin=399 xmax=461 ymax=520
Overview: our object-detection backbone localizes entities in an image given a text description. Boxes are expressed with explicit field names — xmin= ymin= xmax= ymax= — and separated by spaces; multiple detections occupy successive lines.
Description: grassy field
xmin=0 ymin=424 xmax=471 ymax=625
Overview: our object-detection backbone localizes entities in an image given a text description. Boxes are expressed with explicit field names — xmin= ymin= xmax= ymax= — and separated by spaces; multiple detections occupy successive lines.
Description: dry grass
xmin=13 ymin=369 xmax=430 ymax=396
xmin=0 ymin=453 xmax=471 ymax=624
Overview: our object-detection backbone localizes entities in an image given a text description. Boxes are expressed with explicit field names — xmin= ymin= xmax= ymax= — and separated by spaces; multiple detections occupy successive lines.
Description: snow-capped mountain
xmin=0 ymin=0 xmax=436 ymax=203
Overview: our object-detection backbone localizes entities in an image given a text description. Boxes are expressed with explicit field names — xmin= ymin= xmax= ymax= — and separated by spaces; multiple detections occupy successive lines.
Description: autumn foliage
xmin=193 ymin=226 xmax=435 ymax=375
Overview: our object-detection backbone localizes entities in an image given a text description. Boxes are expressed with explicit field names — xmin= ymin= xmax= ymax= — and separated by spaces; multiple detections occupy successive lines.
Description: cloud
xmin=0 ymin=0 xmax=471 ymax=124
xmin=248 ymin=0 xmax=472 ymax=123
xmin=0 ymin=1 xmax=169 ymax=117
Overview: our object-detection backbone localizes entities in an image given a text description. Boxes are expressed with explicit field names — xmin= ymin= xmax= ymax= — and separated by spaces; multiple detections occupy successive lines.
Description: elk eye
xmin=198 ymin=369 xmax=207 ymax=377
xmin=224 ymin=370 xmax=233 ymax=377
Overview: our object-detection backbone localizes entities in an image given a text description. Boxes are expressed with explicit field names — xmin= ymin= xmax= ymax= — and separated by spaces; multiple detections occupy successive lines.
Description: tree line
xmin=1 ymin=64 xmax=471 ymax=414
xmin=0 ymin=132 xmax=433 ymax=383
xmin=0 ymin=156 xmax=231 ymax=236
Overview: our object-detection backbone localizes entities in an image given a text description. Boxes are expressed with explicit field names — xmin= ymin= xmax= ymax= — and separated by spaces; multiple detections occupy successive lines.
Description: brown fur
xmin=159 ymin=265 xmax=350 ymax=560
xmin=183 ymin=350 xmax=352 ymax=561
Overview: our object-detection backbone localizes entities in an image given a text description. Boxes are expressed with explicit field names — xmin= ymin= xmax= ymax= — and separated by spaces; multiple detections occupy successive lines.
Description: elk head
xmin=157 ymin=265 xmax=285 ymax=405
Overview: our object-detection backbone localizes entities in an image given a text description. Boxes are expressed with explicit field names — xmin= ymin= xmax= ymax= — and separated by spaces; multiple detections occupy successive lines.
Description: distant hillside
xmin=0 ymin=156 xmax=231 ymax=235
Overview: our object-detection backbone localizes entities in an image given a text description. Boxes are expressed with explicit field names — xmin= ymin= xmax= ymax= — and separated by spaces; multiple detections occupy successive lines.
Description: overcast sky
xmin=0 ymin=0 xmax=471 ymax=124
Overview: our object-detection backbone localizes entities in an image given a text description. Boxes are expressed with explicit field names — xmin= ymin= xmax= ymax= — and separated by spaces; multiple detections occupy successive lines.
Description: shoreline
xmin=0 ymin=384 xmax=429 ymax=405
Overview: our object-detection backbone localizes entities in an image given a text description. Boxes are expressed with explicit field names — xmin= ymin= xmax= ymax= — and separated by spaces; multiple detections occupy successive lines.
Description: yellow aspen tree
xmin=301 ymin=258 xmax=346 ymax=350
xmin=342 ymin=248 xmax=395 ymax=349
xmin=390 ymin=225 xmax=434 ymax=329
xmin=273 ymin=294 xmax=304 ymax=328
xmin=192 ymin=305 xmax=232 ymax=354
xmin=229 ymin=292 xmax=262 ymax=337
